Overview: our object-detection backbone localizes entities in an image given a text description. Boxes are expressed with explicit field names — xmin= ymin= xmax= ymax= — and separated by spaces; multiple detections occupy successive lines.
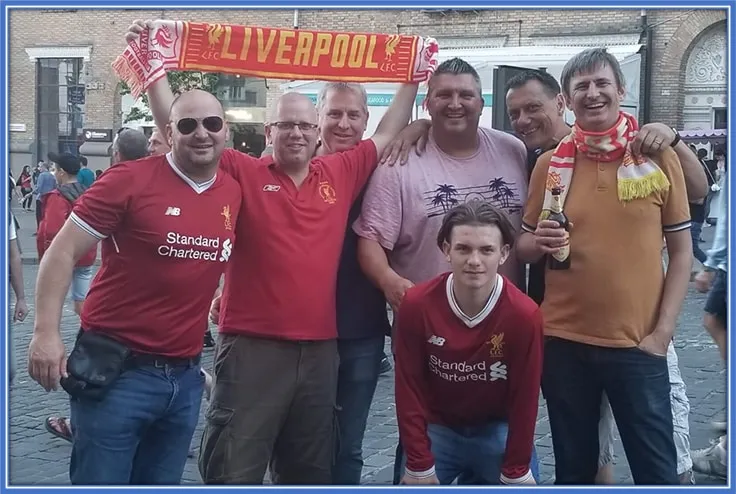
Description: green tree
xmin=119 ymin=71 xmax=223 ymax=124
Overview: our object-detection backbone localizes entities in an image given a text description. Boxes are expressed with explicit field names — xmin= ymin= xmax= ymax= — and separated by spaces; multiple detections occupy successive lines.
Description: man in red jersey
xmin=130 ymin=19 xmax=419 ymax=484
xmin=395 ymin=201 xmax=542 ymax=485
xmin=27 ymin=90 xmax=242 ymax=485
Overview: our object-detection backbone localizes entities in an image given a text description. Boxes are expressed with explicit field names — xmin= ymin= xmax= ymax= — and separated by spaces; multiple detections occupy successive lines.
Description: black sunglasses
xmin=176 ymin=116 xmax=225 ymax=135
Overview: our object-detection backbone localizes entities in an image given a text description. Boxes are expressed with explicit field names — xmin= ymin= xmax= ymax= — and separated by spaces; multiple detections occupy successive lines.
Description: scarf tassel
xmin=617 ymin=168 xmax=670 ymax=202
xmin=112 ymin=55 xmax=145 ymax=100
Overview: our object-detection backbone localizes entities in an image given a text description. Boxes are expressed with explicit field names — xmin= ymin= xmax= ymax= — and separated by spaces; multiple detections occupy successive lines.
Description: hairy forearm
xmin=657 ymin=248 xmax=692 ymax=335
xmin=148 ymin=76 xmax=176 ymax=134
xmin=516 ymin=232 xmax=543 ymax=263
xmin=357 ymin=238 xmax=398 ymax=289
xmin=674 ymin=141 xmax=708 ymax=202
xmin=34 ymin=245 xmax=76 ymax=336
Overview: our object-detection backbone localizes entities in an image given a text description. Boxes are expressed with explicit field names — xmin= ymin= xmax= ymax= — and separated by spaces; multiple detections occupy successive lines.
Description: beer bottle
xmin=547 ymin=187 xmax=571 ymax=270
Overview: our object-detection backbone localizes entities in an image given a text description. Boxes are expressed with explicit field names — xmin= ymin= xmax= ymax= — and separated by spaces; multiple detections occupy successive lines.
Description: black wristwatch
xmin=670 ymin=127 xmax=681 ymax=148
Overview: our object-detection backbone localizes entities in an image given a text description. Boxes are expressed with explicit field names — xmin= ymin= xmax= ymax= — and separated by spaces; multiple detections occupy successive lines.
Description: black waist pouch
xmin=61 ymin=330 xmax=132 ymax=401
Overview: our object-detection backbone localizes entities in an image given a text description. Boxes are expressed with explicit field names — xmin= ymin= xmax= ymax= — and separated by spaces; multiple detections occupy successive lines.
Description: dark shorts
xmin=199 ymin=334 xmax=339 ymax=484
xmin=704 ymin=269 xmax=727 ymax=327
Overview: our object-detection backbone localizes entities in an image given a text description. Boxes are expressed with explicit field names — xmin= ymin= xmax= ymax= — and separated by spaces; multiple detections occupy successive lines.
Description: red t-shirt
xmin=70 ymin=155 xmax=242 ymax=357
xmin=395 ymin=272 xmax=543 ymax=484
xmin=218 ymin=141 xmax=378 ymax=340
xmin=38 ymin=190 xmax=97 ymax=267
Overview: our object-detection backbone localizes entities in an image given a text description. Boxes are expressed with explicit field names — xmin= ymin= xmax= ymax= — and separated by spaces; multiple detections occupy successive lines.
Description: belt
xmin=127 ymin=352 xmax=201 ymax=369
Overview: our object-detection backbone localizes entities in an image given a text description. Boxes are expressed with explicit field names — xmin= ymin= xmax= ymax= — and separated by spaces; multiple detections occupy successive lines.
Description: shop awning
xmin=680 ymin=128 xmax=727 ymax=145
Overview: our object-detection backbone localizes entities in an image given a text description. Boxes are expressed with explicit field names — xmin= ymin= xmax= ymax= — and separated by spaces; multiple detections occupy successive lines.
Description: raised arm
xmin=369 ymin=83 xmax=419 ymax=157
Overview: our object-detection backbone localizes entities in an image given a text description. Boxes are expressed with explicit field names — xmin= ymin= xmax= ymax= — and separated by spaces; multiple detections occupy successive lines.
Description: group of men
xmin=23 ymin=17 xmax=723 ymax=487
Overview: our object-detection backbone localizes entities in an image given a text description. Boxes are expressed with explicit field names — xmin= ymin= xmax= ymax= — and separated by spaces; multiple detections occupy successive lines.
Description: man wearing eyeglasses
xmin=129 ymin=19 xmax=419 ymax=485
xmin=28 ymin=89 xmax=242 ymax=485
xmin=208 ymin=81 xmax=406 ymax=484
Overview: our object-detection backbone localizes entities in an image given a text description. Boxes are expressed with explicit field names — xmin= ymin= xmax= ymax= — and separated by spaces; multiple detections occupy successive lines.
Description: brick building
xmin=8 ymin=8 xmax=727 ymax=173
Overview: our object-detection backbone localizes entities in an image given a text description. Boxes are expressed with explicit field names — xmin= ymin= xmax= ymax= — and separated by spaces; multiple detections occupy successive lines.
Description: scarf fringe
xmin=617 ymin=169 xmax=670 ymax=202
xmin=111 ymin=55 xmax=144 ymax=100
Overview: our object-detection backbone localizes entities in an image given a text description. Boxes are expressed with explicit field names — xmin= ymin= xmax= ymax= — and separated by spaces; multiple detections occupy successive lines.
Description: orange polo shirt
xmin=521 ymin=147 xmax=691 ymax=348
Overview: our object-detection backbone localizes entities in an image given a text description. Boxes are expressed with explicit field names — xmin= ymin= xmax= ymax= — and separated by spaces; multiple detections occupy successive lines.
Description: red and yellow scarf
xmin=540 ymin=112 xmax=670 ymax=220
xmin=112 ymin=20 xmax=440 ymax=99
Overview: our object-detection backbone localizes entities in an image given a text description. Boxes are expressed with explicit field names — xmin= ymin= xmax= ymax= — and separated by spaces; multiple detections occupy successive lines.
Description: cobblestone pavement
xmin=6 ymin=207 xmax=728 ymax=485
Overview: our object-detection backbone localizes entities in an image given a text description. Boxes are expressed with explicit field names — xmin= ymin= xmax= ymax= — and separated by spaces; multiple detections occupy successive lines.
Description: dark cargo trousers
xmin=199 ymin=334 xmax=339 ymax=484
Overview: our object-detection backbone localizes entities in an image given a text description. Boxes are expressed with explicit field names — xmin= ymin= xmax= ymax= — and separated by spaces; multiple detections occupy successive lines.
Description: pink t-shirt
xmin=353 ymin=127 xmax=528 ymax=287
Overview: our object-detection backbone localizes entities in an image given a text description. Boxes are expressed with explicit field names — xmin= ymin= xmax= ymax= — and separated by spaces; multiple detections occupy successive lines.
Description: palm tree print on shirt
xmin=424 ymin=178 xmax=522 ymax=218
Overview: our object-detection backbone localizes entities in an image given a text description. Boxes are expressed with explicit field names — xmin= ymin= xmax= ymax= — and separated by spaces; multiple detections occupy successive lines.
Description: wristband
xmin=670 ymin=127 xmax=681 ymax=148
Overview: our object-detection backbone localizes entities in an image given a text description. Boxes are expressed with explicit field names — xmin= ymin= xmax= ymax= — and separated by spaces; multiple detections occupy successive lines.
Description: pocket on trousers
xmin=213 ymin=335 xmax=239 ymax=380
xmin=199 ymin=406 xmax=235 ymax=484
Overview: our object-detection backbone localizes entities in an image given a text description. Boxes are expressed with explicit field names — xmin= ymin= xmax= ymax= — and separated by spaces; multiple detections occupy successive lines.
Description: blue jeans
xmin=332 ymin=335 xmax=384 ymax=484
xmin=690 ymin=222 xmax=707 ymax=264
xmin=70 ymin=363 xmax=204 ymax=484
xmin=543 ymin=337 xmax=678 ymax=484
xmin=396 ymin=422 xmax=539 ymax=484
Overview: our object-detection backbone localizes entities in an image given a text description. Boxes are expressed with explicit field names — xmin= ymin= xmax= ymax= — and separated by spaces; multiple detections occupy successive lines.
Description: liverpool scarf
xmin=539 ymin=112 xmax=670 ymax=221
xmin=112 ymin=20 xmax=440 ymax=99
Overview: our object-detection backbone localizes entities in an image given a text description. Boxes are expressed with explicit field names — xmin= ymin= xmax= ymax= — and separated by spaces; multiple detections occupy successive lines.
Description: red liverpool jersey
xmin=395 ymin=272 xmax=544 ymax=483
xmin=217 ymin=141 xmax=377 ymax=340
xmin=71 ymin=154 xmax=241 ymax=358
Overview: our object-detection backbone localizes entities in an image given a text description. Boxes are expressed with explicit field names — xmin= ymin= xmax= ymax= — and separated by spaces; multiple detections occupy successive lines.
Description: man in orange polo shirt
xmin=516 ymin=48 xmax=692 ymax=485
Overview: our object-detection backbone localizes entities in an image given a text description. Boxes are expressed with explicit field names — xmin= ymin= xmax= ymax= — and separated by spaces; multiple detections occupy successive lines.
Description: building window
xmin=714 ymin=108 xmax=727 ymax=129
xmin=36 ymin=58 xmax=85 ymax=161
xmin=218 ymin=75 xmax=266 ymax=108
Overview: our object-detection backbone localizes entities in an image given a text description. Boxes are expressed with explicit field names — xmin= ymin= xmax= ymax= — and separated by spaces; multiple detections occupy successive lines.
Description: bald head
xmin=166 ymin=89 xmax=229 ymax=177
xmin=113 ymin=128 xmax=149 ymax=163
xmin=269 ymin=92 xmax=317 ymax=124
xmin=169 ymin=89 xmax=225 ymax=122
xmin=266 ymin=92 xmax=319 ymax=171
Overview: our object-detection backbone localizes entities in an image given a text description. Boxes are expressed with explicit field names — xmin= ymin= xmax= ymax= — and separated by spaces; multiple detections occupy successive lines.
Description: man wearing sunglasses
xmin=130 ymin=18 xmax=419 ymax=486
xmin=28 ymin=89 xmax=242 ymax=485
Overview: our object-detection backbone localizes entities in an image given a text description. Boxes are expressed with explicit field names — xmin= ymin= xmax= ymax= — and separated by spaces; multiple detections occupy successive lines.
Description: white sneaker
xmin=691 ymin=442 xmax=727 ymax=479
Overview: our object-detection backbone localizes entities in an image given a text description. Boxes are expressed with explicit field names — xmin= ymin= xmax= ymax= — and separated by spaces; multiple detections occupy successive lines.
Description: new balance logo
xmin=427 ymin=335 xmax=446 ymax=346
xmin=219 ymin=239 xmax=233 ymax=262
xmin=165 ymin=207 xmax=181 ymax=216
xmin=263 ymin=184 xmax=281 ymax=192
xmin=489 ymin=361 xmax=507 ymax=381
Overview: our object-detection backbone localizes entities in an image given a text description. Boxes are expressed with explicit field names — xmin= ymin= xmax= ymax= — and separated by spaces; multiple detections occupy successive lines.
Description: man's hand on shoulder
xmin=379 ymin=119 xmax=431 ymax=166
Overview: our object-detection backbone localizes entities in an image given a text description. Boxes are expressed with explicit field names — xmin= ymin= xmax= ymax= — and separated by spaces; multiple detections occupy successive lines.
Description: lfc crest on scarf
xmin=538 ymin=112 xmax=671 ymax=222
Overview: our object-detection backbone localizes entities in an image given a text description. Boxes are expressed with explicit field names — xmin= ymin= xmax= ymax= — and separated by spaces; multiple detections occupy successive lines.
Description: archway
xmin=682 ymin=21 xmax=727 ymax=135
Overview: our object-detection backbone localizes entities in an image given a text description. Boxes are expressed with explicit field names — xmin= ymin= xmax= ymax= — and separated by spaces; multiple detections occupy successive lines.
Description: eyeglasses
xmin=269 ymin=121 xmax=318 ymax=133
xmin=176 ymin=116 xmax=225 ymax=135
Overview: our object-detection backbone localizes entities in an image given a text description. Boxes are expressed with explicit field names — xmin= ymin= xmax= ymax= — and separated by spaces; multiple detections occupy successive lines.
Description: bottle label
xmin=552 ymin=232 xmax=570 ymax=262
